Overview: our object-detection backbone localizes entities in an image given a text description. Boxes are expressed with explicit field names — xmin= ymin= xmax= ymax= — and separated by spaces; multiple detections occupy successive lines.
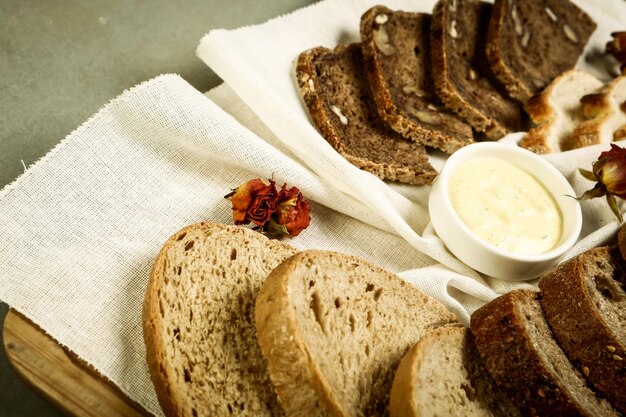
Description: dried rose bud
xmin=578 ymin=143 xmax=626 ymax=221
xmin=226 ymin=178 xmax=278 ymax=226
xmin=270 ymin=184 xmax=311 ymax=237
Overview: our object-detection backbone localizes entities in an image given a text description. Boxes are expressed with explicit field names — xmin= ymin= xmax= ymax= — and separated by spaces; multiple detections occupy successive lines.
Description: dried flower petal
xmin=229 ymin=179 xmax=278 ymax=226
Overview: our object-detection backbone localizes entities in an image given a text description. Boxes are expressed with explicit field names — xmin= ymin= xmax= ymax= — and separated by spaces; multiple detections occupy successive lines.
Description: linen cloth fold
xmin=0 ymin=0 xmax=624 ymax=415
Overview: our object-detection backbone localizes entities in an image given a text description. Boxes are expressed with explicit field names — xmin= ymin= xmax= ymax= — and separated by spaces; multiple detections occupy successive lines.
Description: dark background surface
xmin=0 ymin=1 xmax=315 ymax=415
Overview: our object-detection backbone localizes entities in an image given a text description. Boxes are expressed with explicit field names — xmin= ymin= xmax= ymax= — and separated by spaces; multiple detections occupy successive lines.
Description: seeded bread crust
xmin=389 ymin=327 xmax=520 ymax=417
xmin=430 ymin=0 xmax=522 ymax=140
xmin=143 ymin=222 xmax=297 ymax=417
xmin=359 ymin=6 xmax=474 ymax=153
xmin=471 ymin=289 xmax=620 ymax=417
xmin=486 ymin=0 xmax=597 ymax=103
xmin=569 ymin=75 xmax=626 ymax=149
xmin=256 ymin=250 xmax=459 ymax=417
xmin=539 ymin=246 xmax=626 ymax=414
xmin=519 ymin=69 xmax=603 ymax=154
xmin=296 ymin=44 xmax=437 ymax=185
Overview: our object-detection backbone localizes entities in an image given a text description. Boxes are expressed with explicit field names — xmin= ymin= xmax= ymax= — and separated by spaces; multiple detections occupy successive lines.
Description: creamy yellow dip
xmin=448 ymin=157 xmax=562 ymax=255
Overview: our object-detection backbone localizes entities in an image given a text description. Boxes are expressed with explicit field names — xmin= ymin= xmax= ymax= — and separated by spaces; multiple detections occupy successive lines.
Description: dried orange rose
xmin=271 ymin=184 xmax=311 ymax=237
xmin=225 ymin=178 xmax=311 ymax=238
xmin=228 ymin=178 xmax=278 ymax=226
xmin=579 ymin=143 xmax=626 ymax=221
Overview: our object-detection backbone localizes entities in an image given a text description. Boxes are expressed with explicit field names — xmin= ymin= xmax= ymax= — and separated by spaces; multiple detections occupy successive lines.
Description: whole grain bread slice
xmin=255 ymin=250 xmax=459 ymax=417
xmin=486 ymin=0 xmax=597 ymax=103
xmin=471 ymin=289 xmax=620 ymax=417
xmin=389 ymin=327 xmax=520 ymax=417
xmin=569 ymin=75 xmax=626 ymax=149
xmin=539 ymin=246 xmax=626 ymax=414
xmin=143 ymin=222 xmax=297 ymax=417
xmin=430 ymin=0 xmax=522 ymax=140
xmin=519 ymin=69 xmax=603 ymax=154
xmin=359 ymin=6 xmax=474 ymax=153
xmin=297 ymin=43 xmax=437 ymax=185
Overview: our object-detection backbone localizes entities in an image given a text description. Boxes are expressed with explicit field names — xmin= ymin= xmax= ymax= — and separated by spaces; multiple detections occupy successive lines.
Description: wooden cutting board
xmin=2 ymin=309 xmax=152 ymax=417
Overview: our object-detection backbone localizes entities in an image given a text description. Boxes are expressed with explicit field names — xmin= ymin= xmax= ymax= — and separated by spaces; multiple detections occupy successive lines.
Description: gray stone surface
xmin=0 ymin=0 xmax=315 ymax=415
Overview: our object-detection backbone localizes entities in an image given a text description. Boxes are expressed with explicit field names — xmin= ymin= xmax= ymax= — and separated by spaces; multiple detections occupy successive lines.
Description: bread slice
xmin=143 ymin=222 xmax=297 ymax=417
xmin=296 ymin=44 xmax=437 ymax=185
xmin=430 ymin=0 xmax=522 ymax=140
xmin=255 ymin=250 xmax=459 ymax=417
xmin=539 ymin=246 xmax=626 ymax=414
xmin=359 ymin=6 xmax=474 ymax=153
xmin=389 ymin=327 xmax=520 ymax=417
xmin=486 ymin=0 xmax=597 ymax=103
xmin=569 ymin=75 xmax=626 ymax=149
xmin=519 ymin=70 xmax=603 ymax=154
xmin=471 ymin=289 xmax=620 ymax=417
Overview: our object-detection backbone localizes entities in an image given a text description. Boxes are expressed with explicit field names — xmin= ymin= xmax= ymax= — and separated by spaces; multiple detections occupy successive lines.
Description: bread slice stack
xmin=296 ymin=0 xmax=598 ymax=180
xmin=470 ymin=238 xmax=626 ymax=416
xmin=255 ymin=250 xmax=460 ymax=417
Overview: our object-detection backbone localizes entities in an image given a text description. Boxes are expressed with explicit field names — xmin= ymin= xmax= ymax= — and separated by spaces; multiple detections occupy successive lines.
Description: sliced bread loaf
xmin=296 ymin=44 xmax=437 ymax=185
xmin=255 ymin=250 xmax=459 ymax=417
xmin=486 ymin=0 xmax=597 ymax=103
xmin=539 ymin=246 xmax=626 ymax=414
xmin=471 ymin=289 xmax=620 ymax=417
xmin=430 ymin=0 xmax=522 ymax=140
xmin=389 ymin=327 xmax=520 ymax=417
xmin=520 ymin=69 xmax=603 ymax=154
xmin=569 ymin=75 xmax=626 ymax=149
xmin=143 ymin=222 xmax=297 ymax=417
xmin=359 ymin=6 xmax=474 ymax=153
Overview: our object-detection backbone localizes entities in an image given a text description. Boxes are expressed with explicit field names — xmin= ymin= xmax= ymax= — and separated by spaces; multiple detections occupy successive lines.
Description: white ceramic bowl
xmin=428 ymin=141 xmax=582 ymax=281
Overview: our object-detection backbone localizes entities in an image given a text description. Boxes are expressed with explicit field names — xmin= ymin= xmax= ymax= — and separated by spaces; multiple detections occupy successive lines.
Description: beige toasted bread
xmin=539 ymin=246 xmax=626 ymax=414
xmin=569 ymin=75 xmax=626 ymax=149
xmin=389 ymin=327 xmax=520 ymax=417
xmin=520 ymin=70 xmax=603 ymax=154
xmin=255 ymin=250 xmax=459 ymax=417
xmin=143 ymin=222 xmax=297 ymax=417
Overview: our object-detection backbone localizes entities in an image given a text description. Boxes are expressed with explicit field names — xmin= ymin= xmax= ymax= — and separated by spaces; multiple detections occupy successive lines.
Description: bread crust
xmin=520 ymin=70 xmax=603 ymax=154
xmin=539 ymin=246 xmax=626 ymax=414
xmin=359 ymin=6 xmax=474 ymax=153
xmin=296 ymin=44 xmax=437 ymax=185
xmin=485 ymin=0 xmax=533 ymax=103
xmin=569 ymin=76 xmax=626 ymax=149
xmin=430 ymin=0 xmax=521 ymax=140
xmin=471 ymin=289 xmax=619 ymax=417
xmin=143 ymin=222 xmax=296 ymax=417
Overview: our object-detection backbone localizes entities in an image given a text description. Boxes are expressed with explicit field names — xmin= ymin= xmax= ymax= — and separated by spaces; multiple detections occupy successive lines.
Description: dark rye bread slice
xmin=430 ymin=0 xmax=522 ymax=140
xmin=359 ymin=6 xmax=474 ymax=154
xmin=255 ymin=250 xmax=459 ymax=417
xmin=389 ymin=327 xmax=521 ymax=417
xmin=471 ymin=289 xmax=620 ymax=417
xmin=297 ymin=44 xmax=437 ymax=185
xmin=143 ymin=222 xmax=297 ymax=417
xmin=486 ymin=0 xmax=597 ymax=103
xmin=539 ymin=246 xmax=626 ymax=414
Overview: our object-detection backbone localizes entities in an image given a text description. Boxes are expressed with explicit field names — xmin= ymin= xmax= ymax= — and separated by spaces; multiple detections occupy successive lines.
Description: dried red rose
xmin=578 ymin=143 xmax=626 ymax=221
xmin=228 ymin=178 xmax=278 ymax=226
xmin=225 ymin=178 xmax=311 ymax=238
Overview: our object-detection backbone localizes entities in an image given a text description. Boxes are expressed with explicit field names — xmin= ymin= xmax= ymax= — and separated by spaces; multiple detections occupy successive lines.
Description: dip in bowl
xmin=428 ymin=141 xmax=582 ymax=281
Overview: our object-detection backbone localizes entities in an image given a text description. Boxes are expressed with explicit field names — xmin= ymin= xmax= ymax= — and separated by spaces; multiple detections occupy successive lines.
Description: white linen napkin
xmin=0 ymin=0 xmax=624 ymax=415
